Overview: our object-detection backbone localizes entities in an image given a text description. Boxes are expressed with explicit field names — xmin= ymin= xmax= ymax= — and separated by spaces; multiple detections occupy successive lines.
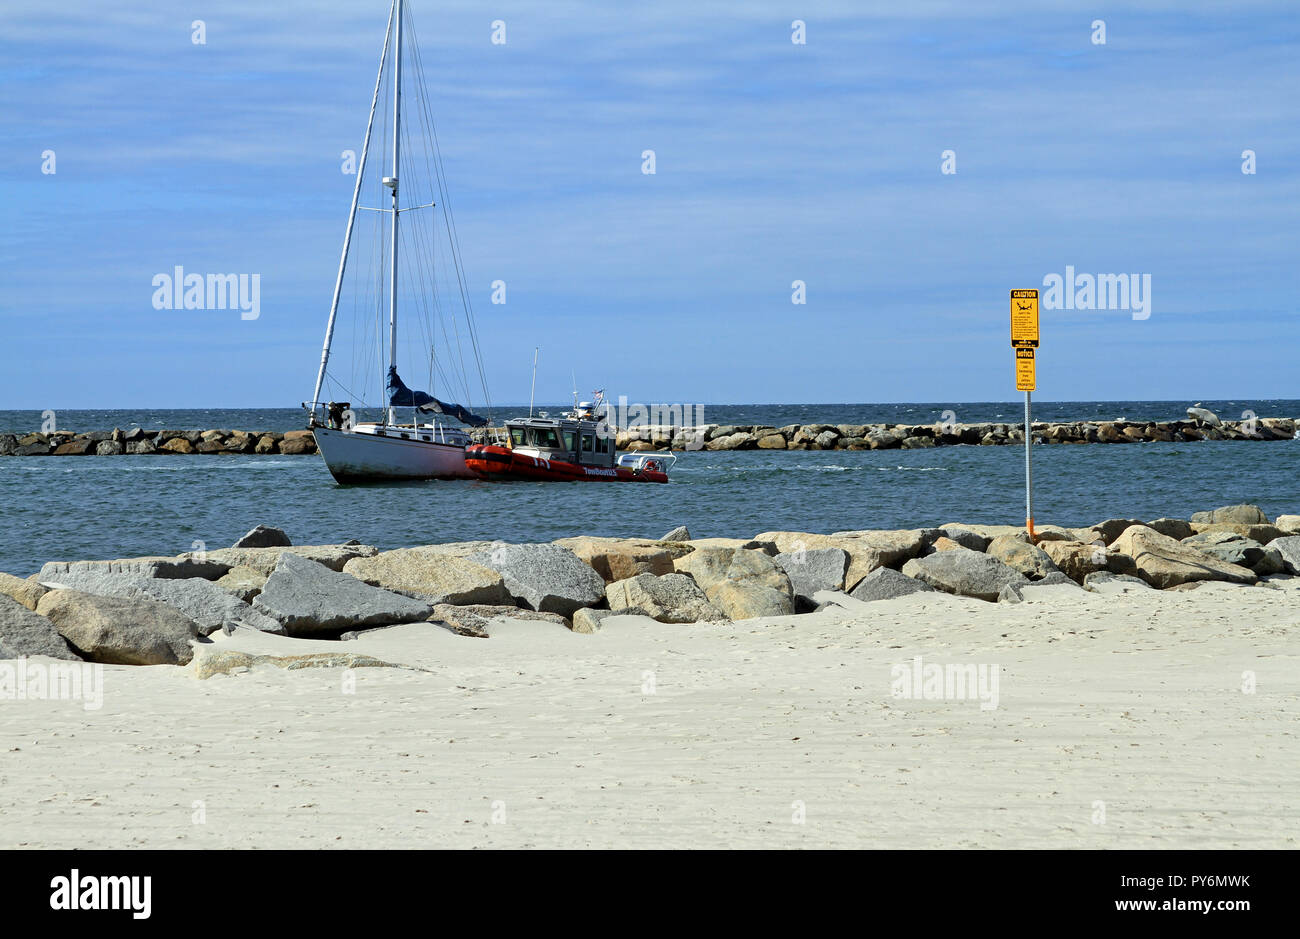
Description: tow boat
xmin=465 ymin=414 xmax=674 ymax=483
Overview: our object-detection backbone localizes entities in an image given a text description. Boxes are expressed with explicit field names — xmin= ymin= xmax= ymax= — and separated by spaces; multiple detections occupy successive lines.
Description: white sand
xmin=3 ymin=580 xmax=1298 ymax=849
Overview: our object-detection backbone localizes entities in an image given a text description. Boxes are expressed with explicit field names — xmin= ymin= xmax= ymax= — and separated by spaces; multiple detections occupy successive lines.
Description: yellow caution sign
xmin=1015 ymin=347 xmax=1036 ymax=391
xmin=1011 ymin=289 xmax=1039 ymax=348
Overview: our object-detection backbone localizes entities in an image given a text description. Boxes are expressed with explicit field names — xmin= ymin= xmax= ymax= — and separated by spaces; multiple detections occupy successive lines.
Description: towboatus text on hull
xmin=465 ymin=415 xmax=674 ymax=483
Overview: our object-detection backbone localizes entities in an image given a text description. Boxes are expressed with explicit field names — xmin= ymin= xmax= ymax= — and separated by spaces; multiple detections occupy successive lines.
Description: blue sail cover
xmin=386 ymin=367 xmax=488 ymax=426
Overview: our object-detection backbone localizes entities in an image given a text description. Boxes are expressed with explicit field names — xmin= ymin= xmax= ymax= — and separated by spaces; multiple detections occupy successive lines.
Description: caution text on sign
xmin=1011 ymin=289 xmax=1039 ymax=348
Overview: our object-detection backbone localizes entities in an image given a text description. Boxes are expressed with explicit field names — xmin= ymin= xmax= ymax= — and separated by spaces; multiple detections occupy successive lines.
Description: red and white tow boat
xmin=465 ymin=415 xmax=673 ymax=483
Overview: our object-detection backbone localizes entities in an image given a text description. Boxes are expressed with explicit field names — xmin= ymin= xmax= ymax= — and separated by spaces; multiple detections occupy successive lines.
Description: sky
xmin=1 ymin=0 xmax=1296 ymax=408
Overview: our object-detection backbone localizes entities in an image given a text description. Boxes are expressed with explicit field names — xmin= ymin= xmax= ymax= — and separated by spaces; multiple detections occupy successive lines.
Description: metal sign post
xmin=1011 ymin=289 xmax=1039 ymax=541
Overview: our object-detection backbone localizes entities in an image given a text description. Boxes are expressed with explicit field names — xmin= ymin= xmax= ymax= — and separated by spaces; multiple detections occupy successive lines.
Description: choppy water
xmin=1 ymin=401 xmax=1297 ymax=577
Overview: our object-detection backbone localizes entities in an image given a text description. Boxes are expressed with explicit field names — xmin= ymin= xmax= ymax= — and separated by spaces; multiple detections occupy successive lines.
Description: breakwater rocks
xmin=0 ymin=428 xmax=318 ymax=456
xmin=4 ymin=507 xmax=1300 ymax=670
xmin=613 ymin=416 xmax=1299 ymax=451
xmin=5 ymin=414 xmax=1297 ymax=457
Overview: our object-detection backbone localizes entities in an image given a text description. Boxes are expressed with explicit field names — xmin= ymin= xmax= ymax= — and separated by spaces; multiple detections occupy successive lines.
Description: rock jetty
xmin=4 ymin=413 xmax=1296 ymax=457
xmin=609 ymin=415 xmax=1298 ymax=451
xmin=3 ymin=506 xmax=1298 ymax=672
xmin=0 ymin=428 xmax=318 ymax=456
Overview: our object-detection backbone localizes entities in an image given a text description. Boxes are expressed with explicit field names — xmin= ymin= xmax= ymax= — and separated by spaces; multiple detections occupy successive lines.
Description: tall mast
xmin=309 ymin=0 xmax=395 ymax=418
xmin=386 ymin=0 xmax=404 ymax=422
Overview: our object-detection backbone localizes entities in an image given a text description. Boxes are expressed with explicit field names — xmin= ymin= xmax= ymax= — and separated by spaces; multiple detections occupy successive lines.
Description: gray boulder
xmin=1270 ymin=536 xmax=1300 ymax=574
xmin=232 ymin=525 xmax=292 ymax=548
xmin=937 ymin=527 xmax=991 ymax=552
xmin=343 ymin=549 xmax=509 ymax=606
xmin=1110 ymin=525 xmax=1257 ymax=588
xmin=1146 ymin=518 xmax=1194 ymax=540
xmin=901 ymin=547 xmax=1029 ymax=602
xmin=36 ymin=570 xmax=284 ymax=636
xmin=1180 ymin=531 xmax=1269 ymax=571
xmin=36 ymin=589 xmax=200 ymax=665
xmin=660 ymin=525 xmax=691 ymax=542
xmin=0 ymin=595 xmax=80 ymax=660
xmin=1191 ymin=504 xmax=1268 ymax=526
xmin=606 ymin=573 xmax=724 ymax=623
xmin=572 ymin=608 xmax=620 ymax=634
xmin=774 ymin=547 xmax=849 ymax=608
xmin=253 ymin=553 xmax=434 ymax=636
xmin=848 ymin=567 xmax=936 ymax=602
xmin=986 ymin=534 xmax=1062 ymax=580
xmin=469 ymin=543 xmax=606 ymax=616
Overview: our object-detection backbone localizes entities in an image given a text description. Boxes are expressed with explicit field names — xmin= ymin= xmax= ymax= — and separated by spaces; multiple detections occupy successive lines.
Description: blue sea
xmin=1 ymin=401 xmax=1296 ymax=577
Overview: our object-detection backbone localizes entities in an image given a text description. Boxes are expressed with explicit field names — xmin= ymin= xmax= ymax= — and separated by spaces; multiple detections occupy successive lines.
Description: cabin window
xmin=522 ymin=427 xmax=560 ymax=449
xmin=581 ymin=433 xmax=595 ymax=453
xmin=509 ymin=427 xmax=525 ymax=447
xmin=563 ymin=431 xmax=577 ymax=452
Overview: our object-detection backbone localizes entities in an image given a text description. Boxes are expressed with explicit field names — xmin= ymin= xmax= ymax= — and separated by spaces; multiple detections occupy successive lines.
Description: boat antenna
xmin=529 ymin=347 xmax=539 ymax=417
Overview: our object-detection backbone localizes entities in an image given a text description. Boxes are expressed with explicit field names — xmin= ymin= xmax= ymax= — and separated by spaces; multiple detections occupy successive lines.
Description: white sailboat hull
xmin=313 ymin=426 xmax=476 ymax=482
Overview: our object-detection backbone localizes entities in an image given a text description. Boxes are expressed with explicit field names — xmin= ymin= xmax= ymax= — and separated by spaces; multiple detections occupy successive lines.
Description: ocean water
xmin=1 ymin=401 xmax=1297 ymax=576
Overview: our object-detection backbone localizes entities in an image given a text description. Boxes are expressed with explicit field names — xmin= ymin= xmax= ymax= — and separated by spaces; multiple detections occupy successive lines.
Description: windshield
xmin=510 ymin=426 xmax=561 ymax=449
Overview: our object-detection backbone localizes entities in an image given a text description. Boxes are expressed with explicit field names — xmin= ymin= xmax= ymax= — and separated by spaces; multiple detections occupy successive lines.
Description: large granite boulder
xmin=605 ymin=573 xmax=723 ymax=623
xmin=1039 ymin=540 xmax=1108 ymax=583
xmin=753 ymin=529 xmax=938 ymax=590
xmin=675 ymin=547 xmax=795 ymax=619
xmin=252 ymin=553 xmax=434 ymax=636
xmin=1274 ymin=515 xmax=1300 ymax=535
xmin=1180 ymin=531 xmax=1275 ymax=572
xmin=199 ymin=543 xmax=378 ymax=577
xmin=985 ymin=535 xmax=1062 ymax=580
xmin=1146 ymin=518 xmax=1194 ymax=540
xmin=900 ymin=547 xmax=1029 ymax=602
xmin=1269 ymin=536 xmax=1300 ymax=574
xmin=231 ymin=525 xmax=292 ymax=548
xmin=848 ymin=567 xmax=936 ymax=602
xmin=1191 ymin=504 xmax=1269 ymax=526
xmin=343 ymin=549 xmax=509 ymax=606
xmin=936 ymin=527 xmax=991 ymax=551
xmin=1109 ymin=525 xmax=1257 ymax=588
xmin=0 ymin=571 xmax=48 ymax=611
xmin=774 ymin=547 xmax=849 ymax=607
xmin=553 ymin=536 xmax=691 ymax=583
xmin=35 ymin=570 xmax=284 ymax=636
xmin=0 ymin=595 xmax=80 ymax=660
xmin=660 ymin=525 xmax=691 ymax=542
xmin=39 ymin=555 xmax=230 ymax=581
xmin=468 ymin=543 xmax=606 ymax=616
xmin=36 ymin=590 xmax=200 ymax=665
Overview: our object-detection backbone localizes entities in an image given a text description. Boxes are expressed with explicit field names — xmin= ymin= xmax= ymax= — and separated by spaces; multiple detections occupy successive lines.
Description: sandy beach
xmin=4 ymin=577 xmax=1296 ymax=850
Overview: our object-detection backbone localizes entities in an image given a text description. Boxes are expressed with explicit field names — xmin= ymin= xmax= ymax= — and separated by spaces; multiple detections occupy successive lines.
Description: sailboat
xmin=304 ymin=0 xmax=491 ymax=482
